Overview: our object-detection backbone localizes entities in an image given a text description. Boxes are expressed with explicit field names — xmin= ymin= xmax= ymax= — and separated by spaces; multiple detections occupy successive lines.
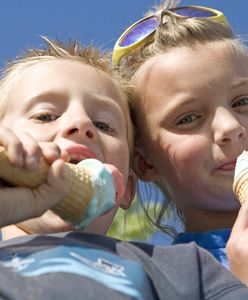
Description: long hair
xmin=116 ymin=5 xmax=248 ymax=237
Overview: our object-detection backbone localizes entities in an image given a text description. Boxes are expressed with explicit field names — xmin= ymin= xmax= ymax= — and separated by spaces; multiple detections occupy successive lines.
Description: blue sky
xmin=0 ymin=0 xmax=247 ymax=69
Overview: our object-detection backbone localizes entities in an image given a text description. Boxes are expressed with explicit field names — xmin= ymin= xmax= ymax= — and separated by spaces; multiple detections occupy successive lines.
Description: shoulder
xmin=123 ymin=241 xmax=248 ymax=300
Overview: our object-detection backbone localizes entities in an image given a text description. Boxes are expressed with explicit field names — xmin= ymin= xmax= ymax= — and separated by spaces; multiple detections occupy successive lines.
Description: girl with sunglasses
xmin=114 ymin=0 xmax=248 ymax=274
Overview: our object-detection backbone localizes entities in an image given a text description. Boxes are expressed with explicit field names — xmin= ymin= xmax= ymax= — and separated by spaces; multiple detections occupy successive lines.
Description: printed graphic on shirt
xmin=1 ymin=245 xmax=148 ymax=300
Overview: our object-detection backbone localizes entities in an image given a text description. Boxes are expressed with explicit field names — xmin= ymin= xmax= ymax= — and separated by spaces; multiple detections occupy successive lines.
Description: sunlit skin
xmin=1 ymin=59 xmax=133 ymax=238
xmin=135 ymin=43 xmax=248 ymax=232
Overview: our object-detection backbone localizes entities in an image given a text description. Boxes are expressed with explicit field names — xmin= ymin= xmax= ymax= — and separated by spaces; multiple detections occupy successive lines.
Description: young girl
xmin=113 ymin=3 xmax=248 ymax=268
xmin=0 ymin=36 xmax=135 ymax=239
xmin=0 ymin=36 xmax=245 ymax=299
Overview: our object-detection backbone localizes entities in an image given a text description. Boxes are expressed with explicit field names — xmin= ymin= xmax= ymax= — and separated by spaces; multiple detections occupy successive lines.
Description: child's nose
xmin=213 ymin=108 xmax=246 ymax=146
xmin=61 ymin=114 xmax=97 ymax=142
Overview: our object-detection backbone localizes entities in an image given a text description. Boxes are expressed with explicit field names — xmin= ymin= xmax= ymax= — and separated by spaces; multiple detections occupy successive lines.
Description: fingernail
xmin=15 ymin=152 xmax=24 ymax=167
xmin=26 ymin=156 xmax=38 ymax=171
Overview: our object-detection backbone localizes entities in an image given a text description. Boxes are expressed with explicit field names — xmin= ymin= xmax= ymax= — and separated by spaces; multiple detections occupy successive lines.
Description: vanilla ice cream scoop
xmin=0 ymin=147 xmax=120 ymax=229
xmin=233 ymin=151 xmax=248 ymax=205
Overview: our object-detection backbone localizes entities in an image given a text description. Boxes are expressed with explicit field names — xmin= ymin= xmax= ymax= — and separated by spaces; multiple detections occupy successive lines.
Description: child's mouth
xmin=218 ymin=160 xmax=236 ymax=172
xmin=69 ymin=159 xmax=81 ymax=164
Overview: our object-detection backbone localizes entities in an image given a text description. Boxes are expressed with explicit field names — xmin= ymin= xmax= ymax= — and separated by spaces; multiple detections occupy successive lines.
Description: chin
xmin=204 ymin=201 xmax=241 ymax=212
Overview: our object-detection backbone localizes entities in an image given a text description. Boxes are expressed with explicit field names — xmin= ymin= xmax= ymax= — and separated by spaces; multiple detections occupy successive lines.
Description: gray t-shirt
xmin=0 ymin=231 xmax=246 ymax=300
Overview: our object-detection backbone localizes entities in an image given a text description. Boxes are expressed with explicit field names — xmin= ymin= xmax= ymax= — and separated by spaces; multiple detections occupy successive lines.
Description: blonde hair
xmin=144 ymin=0 xmax=180 ymax=18
xmin=0 ymin=37 xmax=133 ymax=153
xmin=116 ymin=8 xmax=248 ymax=236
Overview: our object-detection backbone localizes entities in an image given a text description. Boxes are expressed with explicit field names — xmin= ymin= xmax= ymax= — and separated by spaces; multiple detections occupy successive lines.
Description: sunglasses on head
xmin=112 ymin=5 xmax=229 ymax=65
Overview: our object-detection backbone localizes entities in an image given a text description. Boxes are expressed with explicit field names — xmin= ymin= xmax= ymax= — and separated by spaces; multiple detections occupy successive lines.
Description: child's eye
xmin=93 ymin=121 xmax=114 ymax=134
xmin=232 ymin=97 xmax=248 ymax=108
xmin=176 ymin=114 xmax=200 ymax=126
xmin=33 ymin=113 xmax=59 ymax=123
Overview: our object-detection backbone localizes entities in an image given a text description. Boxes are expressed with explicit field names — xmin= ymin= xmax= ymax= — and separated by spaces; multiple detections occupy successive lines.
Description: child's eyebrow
xmin=23 ymin=91 xmax=68 ymax=108
xmin=24 ymin=91 xmax=120 ymax=106
xmin=159 ymin=96 xmax=197 ymax=115
xmin=23 ymin=90 xmax=125 ymax=116
xmin=231 ymin=78 xmax=248 ymax=88
xmin=88 ymin=91 xmax=126 ymax=114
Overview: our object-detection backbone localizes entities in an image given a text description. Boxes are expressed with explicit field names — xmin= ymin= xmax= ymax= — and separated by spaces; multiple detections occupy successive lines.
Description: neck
xmin=183 ymin=207 xmax=239 ymax=232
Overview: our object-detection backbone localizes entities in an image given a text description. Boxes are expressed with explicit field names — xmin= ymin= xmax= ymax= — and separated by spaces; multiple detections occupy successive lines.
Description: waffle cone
xmin=0 ymin=147 xmax=93 ymax=224
xmin=233 ymin=169 xmax=248 ymax=206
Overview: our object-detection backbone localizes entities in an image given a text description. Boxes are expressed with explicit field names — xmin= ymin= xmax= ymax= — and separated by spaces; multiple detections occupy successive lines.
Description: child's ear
xmin=133 ymin=148 xmax=159 ymax=181
xmin=120 ymin=170 xmax=136 ymax=210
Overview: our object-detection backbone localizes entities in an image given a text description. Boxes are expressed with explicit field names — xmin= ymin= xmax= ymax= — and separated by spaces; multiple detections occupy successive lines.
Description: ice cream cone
xmin=0 ymin=147 xmax=115 ymax=228
xmin=233 ymin=151 xmax=248 ymax=205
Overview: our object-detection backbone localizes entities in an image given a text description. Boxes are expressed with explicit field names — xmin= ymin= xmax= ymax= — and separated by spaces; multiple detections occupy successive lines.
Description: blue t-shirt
xmin=173 ymin=228 xmax=231 ymax=269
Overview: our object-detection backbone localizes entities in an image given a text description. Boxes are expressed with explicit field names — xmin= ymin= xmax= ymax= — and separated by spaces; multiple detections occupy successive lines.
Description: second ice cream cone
xmin=233 ymin=151 xmax=248 ymax=206
xmin=233 ymin=171 xmax=248 ymax=206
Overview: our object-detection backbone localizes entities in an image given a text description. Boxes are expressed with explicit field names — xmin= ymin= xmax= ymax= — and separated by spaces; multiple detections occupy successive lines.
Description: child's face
xmin=1 ymin=59 xmax=131 ymax=233
xmin=135 ymin=44 xmax=248 ymax=214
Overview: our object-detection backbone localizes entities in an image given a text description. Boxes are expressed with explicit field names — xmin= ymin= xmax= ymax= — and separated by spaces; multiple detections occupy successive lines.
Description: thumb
xmin=36 ymin=159 xmax=69 ymax=209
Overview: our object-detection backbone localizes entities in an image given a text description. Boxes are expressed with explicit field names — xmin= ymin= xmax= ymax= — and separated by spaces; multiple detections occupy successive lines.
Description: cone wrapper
xmin=0 ymin=147 xmax=115 ymax=228
xmin=233 ymin=151 xmax=248 ymax=205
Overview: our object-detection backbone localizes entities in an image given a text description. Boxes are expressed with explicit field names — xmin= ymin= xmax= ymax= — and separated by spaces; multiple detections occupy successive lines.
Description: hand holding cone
xmin=0 ymin=147 xmax=116 ymax=229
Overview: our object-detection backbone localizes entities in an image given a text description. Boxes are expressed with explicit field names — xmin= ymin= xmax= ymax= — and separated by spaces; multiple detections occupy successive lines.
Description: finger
xmin=17 ymin=132 xmax=42 ymax=171
xmin=0 ymin=127 xmax=24 ymax=167
xmin=61 ymin=150 xmax=70 ymax=162
xmin=46 ymin=159 xmax=67 ymax=192
xmin=32 ymin=159 xmax=68 ymax=211
xmin=39 ymin=142 xmax=62 ymax=164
